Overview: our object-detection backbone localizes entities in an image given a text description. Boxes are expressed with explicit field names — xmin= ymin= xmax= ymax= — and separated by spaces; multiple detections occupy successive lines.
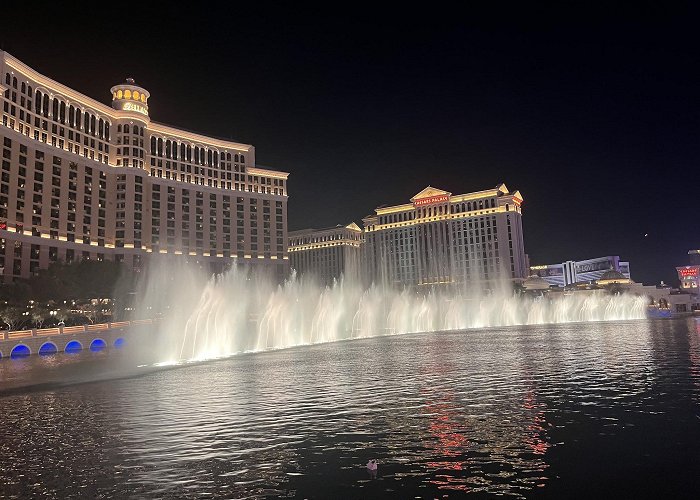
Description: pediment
xmin=410 ymin=186 xmax=451 ymax=201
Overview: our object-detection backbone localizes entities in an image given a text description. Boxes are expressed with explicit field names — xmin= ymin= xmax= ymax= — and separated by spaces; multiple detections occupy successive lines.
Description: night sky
xmin=2 ymin=5 xmax=698 ymax=285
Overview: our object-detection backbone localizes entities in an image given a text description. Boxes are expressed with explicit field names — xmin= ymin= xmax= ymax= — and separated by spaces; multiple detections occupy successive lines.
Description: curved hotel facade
xmin=0 ymin=51 xmax=289 ymax=282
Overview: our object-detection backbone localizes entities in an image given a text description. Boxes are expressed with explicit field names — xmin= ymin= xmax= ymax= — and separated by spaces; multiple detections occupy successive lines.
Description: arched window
xmin=35 ymin=90 xmax=41 ymax=113
xmin=124 ymin=124 xmax=130 ymax=134
xmin=187 ymin=145 xmax=192 ymax=162
xmin=207 ymin=149 xmax=212 ymax=166
xmin=90 ymin=115 xmax=96 ymax=135
xmin=180 ymin=143 xmax=186 ymax=160
xmin=27 ymin=85 xmax=32 ymax=97
xmin=173 ymin=143 xmax=178 ymax=160
xmin=12 ymin=76 xmax=17 ymax=89
xmin=105 ymin=122 xmax=110 ymax=141
xmin=4 ymin=73 xmax=9 ymax=85
xmin=68 ymin=105 xmax=75 ymax=126
xmin=240 ymin=154 xmax=245 ymax=163
xmin=98 ymin=118 xmax=104 ymax=138
xmin=117 ymin=124 xmax=122 ymax=133
xmin=75 ymin=109 xmax=82 ymax=129
xmin=42 ymin=94 xmax=49 ymax=117
xmin=150 ymin=136 xmax=156 ymax=154
xmin=194 ymin=147 xmax=199 ymax=164
xmin=165 ymin=140 xmax=171 ymax=158
xmin=157 ymin=137 xmax=163 ymax=156
xmin=21 ymin=82 xmax=26 ymax=93
xmin=227 ymin=153 xmax=232 ymax=162
xmin=60 ymin=101 xmax=66 ymax=124
xmin=213 ymin=151 xmax=218 ymax=166
xmin=133 ymin=125 xmax=139 ymax=135
xmin=52 ymin=97 xmax=58 ymax=119
xmin=234 ymin=154 xmax=239 ymax=162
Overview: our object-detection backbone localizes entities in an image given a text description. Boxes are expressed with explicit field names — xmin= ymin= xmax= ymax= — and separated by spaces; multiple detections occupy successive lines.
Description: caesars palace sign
xmin=413 ymin=194 xmax=450 ymax=207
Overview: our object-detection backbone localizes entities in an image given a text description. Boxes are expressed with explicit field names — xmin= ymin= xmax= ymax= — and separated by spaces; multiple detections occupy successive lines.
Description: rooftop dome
xmin=523 ymin=275 xmax=550 ymax=291
xmin=599 ymin=270 xmax=627 ymax=281
xmin=597 ymin=269 xmax=631 ymax=288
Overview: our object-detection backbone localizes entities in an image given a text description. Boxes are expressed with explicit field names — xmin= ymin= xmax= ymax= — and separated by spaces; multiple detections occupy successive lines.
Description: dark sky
xmin=2 ymin=4 xmax=698 ymax=285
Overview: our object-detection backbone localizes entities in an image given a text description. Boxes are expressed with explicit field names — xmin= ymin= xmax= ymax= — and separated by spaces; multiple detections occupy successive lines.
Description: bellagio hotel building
xmin=0 ymin=51 xmax=289 ymax=282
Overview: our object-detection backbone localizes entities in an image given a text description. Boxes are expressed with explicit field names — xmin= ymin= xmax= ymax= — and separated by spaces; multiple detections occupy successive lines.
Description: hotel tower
xmin=0 ymin=52 xmax=289 ymax=282
xmin=362 ymin=184 xmax=527 ymax=288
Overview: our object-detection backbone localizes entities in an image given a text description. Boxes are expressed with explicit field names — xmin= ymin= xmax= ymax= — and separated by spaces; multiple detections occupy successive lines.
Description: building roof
xmin=599 ymin=270 xmax=627 ymax=281
xmin=523 ymin=275 xmax=551 ymax=290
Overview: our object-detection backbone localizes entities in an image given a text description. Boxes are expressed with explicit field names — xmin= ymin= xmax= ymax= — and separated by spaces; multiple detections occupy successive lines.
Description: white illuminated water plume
xmin=133 ymin=261 xmax=648 ymax=363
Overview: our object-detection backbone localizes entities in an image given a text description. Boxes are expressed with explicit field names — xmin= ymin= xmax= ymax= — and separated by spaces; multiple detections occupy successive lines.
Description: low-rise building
xmin=288 ymin=223 xmax=363 ymax=284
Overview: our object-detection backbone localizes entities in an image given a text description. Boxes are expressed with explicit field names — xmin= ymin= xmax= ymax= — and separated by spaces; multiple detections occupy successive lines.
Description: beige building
xmin=288 ymin=223 xmax=363 ymax=284
xmin=0 ymin=51 xmax=289 ymax=282
xmin=362 ymin=184 xmax=527 ymax=288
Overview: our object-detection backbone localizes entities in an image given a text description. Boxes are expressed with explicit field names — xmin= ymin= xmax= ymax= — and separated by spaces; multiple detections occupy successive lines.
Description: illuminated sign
xmin=576 ymin=260 xmax=614 ymax=273
xmin=122 ymin=102 xmax=148 ymax=115
xmin=678 ymin=267 xmax=699 ymax=278
xmin=413 ymin=194 xmax=449 ymax=207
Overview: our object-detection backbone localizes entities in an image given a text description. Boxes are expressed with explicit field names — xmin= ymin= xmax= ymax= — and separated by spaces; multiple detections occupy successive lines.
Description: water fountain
xmin=133 ymin=260 xmax=648 ymax=364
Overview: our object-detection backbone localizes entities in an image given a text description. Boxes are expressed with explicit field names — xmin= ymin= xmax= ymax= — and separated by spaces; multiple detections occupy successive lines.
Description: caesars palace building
xmin=362 ymin=185 xmax=527 ymax=288
xmin=0 ymin=51 xmax=289 ymax=282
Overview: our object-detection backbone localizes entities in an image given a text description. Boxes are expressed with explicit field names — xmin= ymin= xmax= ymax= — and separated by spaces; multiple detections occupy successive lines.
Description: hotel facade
xmin=0 ymin=52 xmax=289 ymax=282
xmin=362 ymin=184 xmax=527 ymax=288
xmin=288 ymin=223 xmax=363 ymax=284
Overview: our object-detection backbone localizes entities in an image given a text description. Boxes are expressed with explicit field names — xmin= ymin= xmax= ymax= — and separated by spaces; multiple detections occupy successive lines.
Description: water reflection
xmin=1 ymin=320 xmax=700 ymax=498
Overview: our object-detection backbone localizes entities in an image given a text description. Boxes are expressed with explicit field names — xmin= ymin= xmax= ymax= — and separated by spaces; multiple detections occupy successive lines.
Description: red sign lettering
xmin=413 ymin=194 xmax=449 ymax=207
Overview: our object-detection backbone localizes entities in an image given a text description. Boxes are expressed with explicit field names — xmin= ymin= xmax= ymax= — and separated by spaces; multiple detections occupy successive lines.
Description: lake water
xmin=1 ymin=319 xmax=700 ymax=498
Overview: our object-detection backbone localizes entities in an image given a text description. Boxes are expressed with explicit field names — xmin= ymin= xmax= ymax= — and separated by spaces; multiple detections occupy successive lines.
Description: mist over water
xmin=134 ymin=261 xmax=648 ymax=364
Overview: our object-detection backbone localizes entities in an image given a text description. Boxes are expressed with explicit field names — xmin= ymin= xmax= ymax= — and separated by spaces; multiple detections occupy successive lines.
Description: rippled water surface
xmin=2 ymin=319 xmax=700 ymax=498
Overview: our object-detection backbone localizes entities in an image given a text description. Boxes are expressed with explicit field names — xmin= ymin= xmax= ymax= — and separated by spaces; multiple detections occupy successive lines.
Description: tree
xmin=30 ymin=304 xmax=49 ymax=328
xmin=81 ymin=300 xmax=103 ymax=324
xmin=0 ymin=306 xmax=25 ymax=331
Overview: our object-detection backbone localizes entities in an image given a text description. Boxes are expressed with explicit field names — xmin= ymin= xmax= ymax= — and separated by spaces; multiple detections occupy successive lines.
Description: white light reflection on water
xmin=3 ymin=320 xmax=700 ymax=499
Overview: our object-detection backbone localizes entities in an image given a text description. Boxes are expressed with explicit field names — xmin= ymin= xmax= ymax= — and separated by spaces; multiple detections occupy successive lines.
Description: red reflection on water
xmin=419 ymin=361 xmax=472 ymax=492
xmin=522 ymin=389 xmax=550 ymax=456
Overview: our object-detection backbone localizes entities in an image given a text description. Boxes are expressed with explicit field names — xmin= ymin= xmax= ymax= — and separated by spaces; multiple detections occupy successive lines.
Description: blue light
xmin=39 ymin=342 xmax=58 ymax=356
xmin=65 ymin=340 xmax=83 ymax=353
xmin=90 ymin=338 xmax=107 ymax=352
xmin=11 ymin=344 xmax=31 ymax=358
xmin=114 ymin=337 xmax=125 ymax=348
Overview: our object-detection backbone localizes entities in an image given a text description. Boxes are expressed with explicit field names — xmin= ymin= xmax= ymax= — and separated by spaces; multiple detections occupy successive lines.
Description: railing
xmin=0 ymin=319 xmax=155 ymax=341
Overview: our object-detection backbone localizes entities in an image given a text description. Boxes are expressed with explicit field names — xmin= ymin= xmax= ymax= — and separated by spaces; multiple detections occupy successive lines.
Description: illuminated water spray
xmin=135 ymin=261 xmax=648 ymax=363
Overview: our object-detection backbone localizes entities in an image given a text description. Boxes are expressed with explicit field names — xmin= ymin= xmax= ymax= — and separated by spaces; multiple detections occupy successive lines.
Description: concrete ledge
xmin=0 ymin=320 xmax=155 ymax=359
